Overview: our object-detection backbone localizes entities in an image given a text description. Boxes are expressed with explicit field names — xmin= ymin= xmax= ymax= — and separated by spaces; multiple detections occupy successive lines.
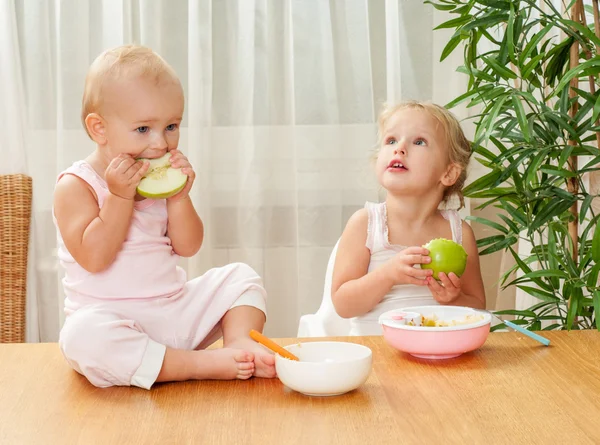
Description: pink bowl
xmin=379 ymin=306 xmax=492 ymax=359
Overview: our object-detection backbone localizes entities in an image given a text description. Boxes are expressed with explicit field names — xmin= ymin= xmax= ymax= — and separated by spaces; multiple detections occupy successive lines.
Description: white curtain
xmin=2 ymin=0 xmax=494 ymax=341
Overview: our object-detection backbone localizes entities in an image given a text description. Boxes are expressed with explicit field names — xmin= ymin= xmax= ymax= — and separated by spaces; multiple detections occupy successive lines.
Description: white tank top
xmin=349 ymin=201 xmax=464 ymax=335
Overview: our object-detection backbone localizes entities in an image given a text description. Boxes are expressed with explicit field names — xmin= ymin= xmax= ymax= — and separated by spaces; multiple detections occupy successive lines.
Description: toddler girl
xmin=331 ymin=101 xmax=486 ymax=335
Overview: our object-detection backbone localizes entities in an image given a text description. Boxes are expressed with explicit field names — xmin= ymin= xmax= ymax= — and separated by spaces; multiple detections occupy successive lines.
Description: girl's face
xmin=375 ymin=108 xmax=459 ymax=201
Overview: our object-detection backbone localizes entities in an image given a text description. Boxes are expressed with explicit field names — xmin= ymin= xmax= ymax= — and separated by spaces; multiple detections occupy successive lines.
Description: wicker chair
xmin=0 ymin=174 xmax=32 ymax=343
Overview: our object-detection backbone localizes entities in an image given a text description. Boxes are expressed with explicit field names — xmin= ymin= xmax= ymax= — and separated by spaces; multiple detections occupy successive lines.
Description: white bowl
xmin=275 ymin=341 xmax=373 ymax=396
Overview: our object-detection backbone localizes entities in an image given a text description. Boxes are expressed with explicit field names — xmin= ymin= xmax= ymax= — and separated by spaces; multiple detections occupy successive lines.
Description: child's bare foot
xmin=195 ymin=348 xmax=255 ymax=380
xmin=225 ymin=338 xmax=277 ymax=378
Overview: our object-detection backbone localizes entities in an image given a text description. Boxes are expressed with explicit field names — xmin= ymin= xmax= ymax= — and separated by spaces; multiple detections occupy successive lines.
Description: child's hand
xmin=427 ymin=272 xmax=462 ymax=304
xmin=105 ymin=154 xmax=149 ymax=200
xmin=167 ymin=149 xmax=195 ymax=202
xmin=385 ymin=246 xmax=433 ymax=286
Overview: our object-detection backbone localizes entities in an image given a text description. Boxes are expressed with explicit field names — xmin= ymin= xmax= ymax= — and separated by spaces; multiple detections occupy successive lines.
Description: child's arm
xmin=166 ymin=198 xmax=204 ymax=257
xmin=53 ymin=154 xmax=147 ymax=273
xmin=331 ymin=210 xmax=433 ymax=318
xmin=165 ymin=149 xmax=203 ymax=257
xmin=427 ymin=222 xmax=486 ymax=309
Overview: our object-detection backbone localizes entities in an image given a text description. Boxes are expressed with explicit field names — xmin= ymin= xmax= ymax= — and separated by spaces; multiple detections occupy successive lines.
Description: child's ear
xmin=441 ymin=163 xmax=462 ymax=187
xmin=84 ymin=113 xmax=107 ymax=144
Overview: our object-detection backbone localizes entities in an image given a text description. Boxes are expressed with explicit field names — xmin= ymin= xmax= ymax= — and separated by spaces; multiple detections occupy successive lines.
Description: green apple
xmin=421 ymin=238 xmax=468 ymax=280
xmin=136 ymin=152 xmax=188 ymax=199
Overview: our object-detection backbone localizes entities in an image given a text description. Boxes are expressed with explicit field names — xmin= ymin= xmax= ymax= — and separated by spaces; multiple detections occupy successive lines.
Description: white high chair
xmin=297 ymin=239 xmax=353 ymax=337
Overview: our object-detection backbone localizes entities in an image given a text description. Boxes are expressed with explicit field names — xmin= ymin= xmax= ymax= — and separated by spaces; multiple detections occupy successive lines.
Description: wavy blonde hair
xmin=81 ymin=45 xmax=180 ymax=138
xmin=375 ymin=100 xmax=472 ymax=209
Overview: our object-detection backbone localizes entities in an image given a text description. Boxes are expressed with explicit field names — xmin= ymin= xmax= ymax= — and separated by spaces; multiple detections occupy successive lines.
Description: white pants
xmin=59 ymin=263 xmax=267 ymax=389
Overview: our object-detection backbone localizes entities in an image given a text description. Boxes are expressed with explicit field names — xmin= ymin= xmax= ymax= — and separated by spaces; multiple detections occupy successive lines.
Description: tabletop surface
xmin=1 ymin=331 xmax=599 ymax=445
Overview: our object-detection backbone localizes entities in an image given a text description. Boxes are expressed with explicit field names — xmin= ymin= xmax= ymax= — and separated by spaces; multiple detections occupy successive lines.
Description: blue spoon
xmin=480 ymin=310 xmax=551 ymax=346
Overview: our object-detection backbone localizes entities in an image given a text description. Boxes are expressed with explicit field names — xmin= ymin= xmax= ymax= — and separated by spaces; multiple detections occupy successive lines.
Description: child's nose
xmin=150 ymin=133 xmax=168 ymax=150
xmin=393 ymin=141 xmax=407 ymax=155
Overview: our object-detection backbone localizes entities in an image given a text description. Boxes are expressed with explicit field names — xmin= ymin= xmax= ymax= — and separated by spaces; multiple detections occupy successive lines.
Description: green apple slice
xmin=136 ymin=152 xmax=188 ymax=199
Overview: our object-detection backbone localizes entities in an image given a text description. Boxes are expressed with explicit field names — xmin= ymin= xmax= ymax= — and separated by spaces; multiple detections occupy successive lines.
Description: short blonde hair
xmin=376 ymin=100 xmax=472 ymax=209
xmin=81 ymin=45 xmax=180 ymax=138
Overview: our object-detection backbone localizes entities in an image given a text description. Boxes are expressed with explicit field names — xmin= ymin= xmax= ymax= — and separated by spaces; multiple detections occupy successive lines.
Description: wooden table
xmin=1 ymin=331 xmax=599 ymax=445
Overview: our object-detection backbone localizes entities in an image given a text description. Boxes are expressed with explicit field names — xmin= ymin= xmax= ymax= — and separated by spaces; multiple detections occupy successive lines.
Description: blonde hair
xmin=81 ymin=45 xmax=180 ymax=138
xmin=376 ymin=100 xmax=472 ymax=209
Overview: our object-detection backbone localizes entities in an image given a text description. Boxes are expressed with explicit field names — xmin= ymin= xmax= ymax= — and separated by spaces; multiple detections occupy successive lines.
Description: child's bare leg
xmin=156 ymin=347 xmax=255 ymax=382
xmin=221 ymin=306 xmax=277 ymax=378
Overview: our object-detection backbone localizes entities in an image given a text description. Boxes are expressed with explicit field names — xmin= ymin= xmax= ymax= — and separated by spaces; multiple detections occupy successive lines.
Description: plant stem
xmin=568 ymin=1 xmax=580 ymax=261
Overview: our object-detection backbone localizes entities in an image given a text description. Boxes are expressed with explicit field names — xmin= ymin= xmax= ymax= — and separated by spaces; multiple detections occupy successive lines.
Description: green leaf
xmin=516 ymin=285 xmax=560 ymax=302
xmin=552 ymin=58 xmax=600 ymax=98
xmin=521 ymin=54 xmax=545 ymax=79
xmin=476 ymin=235 xmax=506 ymax=248
xmin=465 ymin=216 xmax=509 ymax=234
xmin=593 ymin=291 xmax=600 ymax=332
xmin=547 ymin=226 xmax=560 ymax=289
xmin=593 ymin=219 xmax=600 ymax=263
xmin=463 ymin=170 xmax=503 ymax=195
xmin=482 ymin=56 xmax=518 ymax=79
xmin=498 ymin=213 xmax=521 ymax=234
xmin=543 ymin=112 xmax=581 ymax=143
xmin=440 ymin=34 xmax=463 ymax=61
xmin=519 ymin=24 xmax=553 ymax=64
xmin=501 ymin=202 xmax=528 ymax=227
xmin=587 ymin=263 xmax=600 ymax=288
xmin=456 ymin=65 xmax=496 ymax=83
xmin=538 ymin=166 xmax=577 ymax=178
xmin=558 ymin=145 xmax=574 ymax=170
xmin=542 ymin=324 xmax=562 ymax=331
xmin=528 ymin=197 xmax=576 ymax=235
xmin=462 ymin=13 xmax=510 ymax=32
xmin=562 ymin=19 xmax=600 ymax=49
xmin=525 ymin=151 xmax=549 ymax=186
xmin=434 ymin=15 xmax=473 ymax=30
xmin=580 ymin=195 xmax=594 ymax=223
xmin=566 ymin=287 xmax=582 ymax=330
xmin=468 ymin=187 xmax=516 ymax=199
xmin=445 ymin=88 xmax=484 ymax=109
xmin=475 ymin=0 xmax=510 ymax=9
xmin=538 ymin=315 xmax=563 ymax=321
xmin=506 ymin=6 xmax=515 ymax=62
xmin=479 ymin=235 xmax=518 ymax=255
xmin=494 ymin=309 xmax=536 ymax=318
xmin=592 ymin=90 xmax=600 ymax=124
xmin=511 ymin=95 xmax=531 ymax=142
xmin=505 ymin=268 xmax=570 ymax=289
xmin=425 ymin=2 xmax=457 ymax=11
xmin=520 ymin=269 xmax=569 ymax=280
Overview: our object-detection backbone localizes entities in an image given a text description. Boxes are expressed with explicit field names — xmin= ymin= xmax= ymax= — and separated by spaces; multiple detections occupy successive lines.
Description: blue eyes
xmin=385 ymin=137 xmax=427 ymax=146
xmin=136 ymin=124 xmax=178 ymax=133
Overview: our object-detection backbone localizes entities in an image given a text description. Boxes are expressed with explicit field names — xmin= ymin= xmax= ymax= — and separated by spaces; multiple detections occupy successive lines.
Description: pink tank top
xmin=53 ymin=160 xmax=187 ymax=301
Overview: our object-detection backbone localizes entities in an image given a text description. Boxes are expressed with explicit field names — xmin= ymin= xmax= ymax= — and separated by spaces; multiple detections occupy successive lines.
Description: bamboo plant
xmin=426 ymin=0 xmax=600 ymax=330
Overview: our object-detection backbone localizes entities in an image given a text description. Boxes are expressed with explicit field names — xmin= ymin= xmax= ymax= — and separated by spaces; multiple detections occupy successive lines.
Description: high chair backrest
xmin=314 ymin=238 xmax=352 ymax=336
xmin=0 ymin=174 xmax=32 ymax=343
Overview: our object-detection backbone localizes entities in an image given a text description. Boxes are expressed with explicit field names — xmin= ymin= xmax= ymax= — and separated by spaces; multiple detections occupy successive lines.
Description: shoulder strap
xmin=57 ymin=161 xmax=108 ymax=207
xmin=443 ymin=210 xmax=463 ymax=245
xmin=364 ymin=201 xmax=388 ymax=252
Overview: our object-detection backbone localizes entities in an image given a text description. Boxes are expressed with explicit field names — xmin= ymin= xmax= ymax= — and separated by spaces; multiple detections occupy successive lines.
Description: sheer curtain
xmin=1 ymin=0 xmax=507 ymax=342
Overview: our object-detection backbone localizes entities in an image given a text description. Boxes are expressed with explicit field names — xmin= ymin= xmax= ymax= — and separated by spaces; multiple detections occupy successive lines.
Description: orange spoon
xmin=249 ymin=329 xmax=299 ymax=361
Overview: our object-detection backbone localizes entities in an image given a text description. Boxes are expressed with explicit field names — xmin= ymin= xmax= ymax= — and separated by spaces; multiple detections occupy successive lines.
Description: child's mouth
xmin=387 ymin=161 xmax=408 ymax=171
